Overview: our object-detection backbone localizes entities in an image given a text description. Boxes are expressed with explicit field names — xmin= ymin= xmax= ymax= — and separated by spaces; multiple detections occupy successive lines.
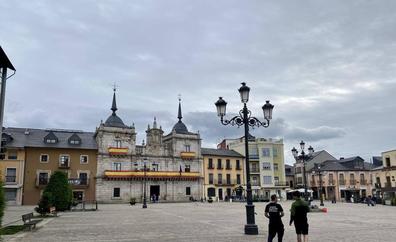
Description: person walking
xmin=265 ymin=194 xmax=284 ymax=242
xmin=290 ymin=191 xmax=310 ymax=242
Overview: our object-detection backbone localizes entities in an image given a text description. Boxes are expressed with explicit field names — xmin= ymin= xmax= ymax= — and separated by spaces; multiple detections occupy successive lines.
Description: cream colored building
xmin=201 ymin=148 xmax=245 ymax=201
xmin=371 ymin=149 xmax=396 ymax=204
xmin=219 ymin=136 xmax=287 ymax=200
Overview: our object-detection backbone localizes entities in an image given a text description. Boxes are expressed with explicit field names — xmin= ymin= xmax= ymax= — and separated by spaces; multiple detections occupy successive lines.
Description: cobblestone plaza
xmin=2 ymin=201 xmax=396 ymax=242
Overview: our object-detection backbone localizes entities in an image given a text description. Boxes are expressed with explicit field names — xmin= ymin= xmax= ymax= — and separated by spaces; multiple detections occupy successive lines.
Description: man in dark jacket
xmin=290 ymin=191 xmax=310 ymax=242
xmin=265 ymin=194 xmax=284 ymax=242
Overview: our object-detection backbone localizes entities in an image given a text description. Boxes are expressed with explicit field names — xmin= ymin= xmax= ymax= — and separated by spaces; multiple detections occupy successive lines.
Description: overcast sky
xmin=1 ymin=0 xmax=396 ymax=164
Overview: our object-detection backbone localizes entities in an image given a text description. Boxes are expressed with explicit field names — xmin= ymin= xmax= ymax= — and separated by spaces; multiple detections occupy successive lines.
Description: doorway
xmin=218 ymin=188 xmax=223 ymax=200
xmin=150 ymin=185 xmax=160 ymax=201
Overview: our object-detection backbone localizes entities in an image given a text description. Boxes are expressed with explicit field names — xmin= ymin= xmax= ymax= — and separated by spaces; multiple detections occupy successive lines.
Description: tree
xmin=35 ymin=191 xmax=53 ymax=216
xmin=0 ymin=181 xmax=5 ymax=226
xmin=43 ymin=171 xmax=72 ymax=211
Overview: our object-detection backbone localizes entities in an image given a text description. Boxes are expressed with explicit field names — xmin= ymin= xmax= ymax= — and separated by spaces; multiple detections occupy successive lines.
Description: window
xmin=226 ymin=174 xmax=231 ymax=184
xmin=360 ymin=174 xmax=365 ymax=184
xmin=273 ymin=163 xmax=279 ymax=171
xmin=263 ymin=176 xmax=272 ymax=184
xmin=38 ymin=172 xmax=49 ymax=185
xmin=113 ymin=162 xmax=122 ymax=171
xmin=79 ymin=172 xmax=88 ymax=185
xmin=226 ymin=159 xmax=231 ymax=169
xmin=185 ymin=165 xmax=190 ymax=172
xmin=273 ymin=148 xmax=278 ymax=157
xmin=7 ymin=150 xmax=17 ymax=160
xmin=296 ymin=167 xmax=301 ymax=173
xmin=115 ymin=140 xmax=122 ymax=148
xmin=385 ymin=157 xmax=391 ymax=167
xmin=69 ymin=139 xmax=80 ymax=145
xmin=80 ymin=155 xmax=88 ymax=164
xmin=186 ymin=187 xmax=191 ymax=196
xmin=262 ymin=162 xmax=271 ymax=170
xmin=209 ymin=174 xmax=214 ymax=184
xmin=252 ymin=176 xmax=258 ymax=185
xmin=152 ymin=164 xmax=159 ymax=171
xmin=251 ymin=163 xmax=259 ymax=172
xmin=185 ymin=145 xmax=191 ymax=152
xmin=237 ymin=174 xmax=241 ymax=184
xmin=208 ymin=158 xmax=213 ymax=169
xmin=236 ymin=160 xmax=241 ymax=170
xmin=40 ymin=154 xmax=49 ymax=163
xmin=59 ymin=155 xmax=70 ymax=168
xmin=262 ymin=148 xmax=270 ymax=157
xmin=339 ymin=174 xmax=345 ymax=185
xmin=45 ymin=139 xmax=57 ymax=143
xmin=329 ymin=174 xmax=334 ymax=184
xmin=217 ymin=159 xmax=222 ymax=169
xmin=274 ymin=176 xmax=279 ymax=185
xmin=218 ymin=174 xmax=223 ymax=184
xmin=6 ymin=168 xmax=16 ymax=183
xmin=350 ymin=173 xmax=355 ymax=185
xmin=297 ymin=177 xmax=303 ymax=184
xmin=113 ymin=188 xmax=120 ymax=198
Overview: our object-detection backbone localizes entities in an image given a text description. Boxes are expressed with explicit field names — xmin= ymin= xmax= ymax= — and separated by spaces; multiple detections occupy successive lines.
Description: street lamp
xmin=292 ymin=141 xmax=314 ymax=202
xmin=142 ymin=158 xmax=148 ymax=209
xmin=215 ymin=82 xmax=274 ymax=235
xmin=317 ymin=165 xmax=324 ymax=206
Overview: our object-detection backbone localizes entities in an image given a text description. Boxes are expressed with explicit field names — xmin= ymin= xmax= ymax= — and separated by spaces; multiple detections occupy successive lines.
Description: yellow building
xmin=371 ymin=149 xmax=396 ymax=204
xmin=201 ymin=148 xmax=245 ymax=201
xmin=1 ymin=132 xmax=25 ymax=205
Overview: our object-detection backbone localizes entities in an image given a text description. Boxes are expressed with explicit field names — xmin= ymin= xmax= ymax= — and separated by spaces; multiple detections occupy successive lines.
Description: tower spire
xmin=177 ymin=95 xmax=182 ymax=122
xmin=111 ymin=86 xmax=117 ymax=115
xmin=153 ymin=117 xmax=157 ymax=129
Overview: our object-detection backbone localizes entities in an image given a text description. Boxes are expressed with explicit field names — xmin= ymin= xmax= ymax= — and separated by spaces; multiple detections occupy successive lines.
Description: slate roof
xmin=285 ymin=164 xmax=295 ymax=176
xmin=372 ymin=156 xmax=383 ymax=167
xmin=201 ymin=148 xmax=244 ymax=158
xmin=3 ymin=127 xmax=97 ymax=150
xmin=313 ymin=157 xmax=373 ymax=171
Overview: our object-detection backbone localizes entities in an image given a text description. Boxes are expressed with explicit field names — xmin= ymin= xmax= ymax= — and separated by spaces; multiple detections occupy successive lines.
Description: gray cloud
xmin=2 ymin=0 xmax=396 ymax=164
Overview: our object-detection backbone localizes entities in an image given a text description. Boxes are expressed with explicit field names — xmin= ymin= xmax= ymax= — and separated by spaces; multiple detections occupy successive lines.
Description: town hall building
xmin=95 ymin=90 xmax=203 ymax=203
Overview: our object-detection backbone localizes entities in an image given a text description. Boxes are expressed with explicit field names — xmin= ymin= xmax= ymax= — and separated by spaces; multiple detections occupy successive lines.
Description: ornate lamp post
xmin=215 ymin=82 xmax=274 ymax=235
xmin=312 ymin=163 xmax=325 ymax=206
xmin=291 ymin=141 xmax=314 ymax=201
xmin=142 ymin=159 xmax=148 ymax=209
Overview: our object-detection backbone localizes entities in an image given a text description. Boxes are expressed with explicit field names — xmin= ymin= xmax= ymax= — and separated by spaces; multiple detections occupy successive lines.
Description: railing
xmin=208 ymin=165 xmax=214 ymax=169
xmin=108 ymin=147 xmax=129 ymax=155
xmin=68 ymin=178 xmax=89 ymax=187
xmin=339 ymin=180 xmax=346 ymax=185
xmin=249 ymin=154 xmax=260 ymax=160
xmin=59 ymin=161 xmax=70 ymax=169
xmin=328 ymin=180 xmax=335 ymax=186
xmin=225 ymin=166 xmax=232 ymax=170
xmin=360 ymin=179 xmax=367 ymax=185
xmin=5 ymin=175 xmax=16 ymax=183
xmin=250 ymin=168 xmax=260 ymax=173
xmin=274 ymin=181 xmax=288 ymax=187
xmin=385 ymin=182 xmax=392 ymax=188
xmin=236 ymin=166 xmax=242 ymax=170
xmin=217 ymin=166 xmax=223 ymax=170
xmin=349 ymin=180 xmax=356 ymax=185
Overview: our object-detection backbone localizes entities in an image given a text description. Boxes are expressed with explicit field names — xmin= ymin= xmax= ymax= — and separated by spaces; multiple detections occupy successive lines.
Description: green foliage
xmin=43 ymin=171 xmax=72 ymax=211
xmin=35 ymin=191 xmax=53 ymax=216
xmin=0 ymin=225 xmax=26 ymax=235
xmin=0 ymin=181 xmax=5 ymax=226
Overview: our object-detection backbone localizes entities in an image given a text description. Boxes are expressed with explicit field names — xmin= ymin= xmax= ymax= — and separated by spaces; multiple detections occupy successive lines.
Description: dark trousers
xmin=268 ymin=224 xmax=284 ymax=242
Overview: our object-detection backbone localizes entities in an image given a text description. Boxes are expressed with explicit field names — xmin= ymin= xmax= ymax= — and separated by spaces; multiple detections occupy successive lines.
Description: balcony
xmin=225 ymin=166 xmax=232 ymax=170
xmin=180 ymin=152 xmax=195 ymax=160
xmin=207 ymin=165 xmax=214 ymax=169
xmin=274 ymin=181 xmax=288 ymax=187
xmin=328 ymin=180 xmax=335 ymax=186
xmin=59 ymin=161 xmax=70 ymax=169
xmin=5 ymin=175 xmax=16 ymax=184
xmin=384 ymin=182 xmax=392 ymax=188
xmin=250 ymin=168 xmax=260 ymax=173
xmin=108 ymin=147 xmax=129 ymax=155
xmin=339 ymin=180 xmax=346 ymax=185
xmin=236 ymin=166 xmax=242 ymax=170
xmin=217 ymin=166 xmax=223 ymax=170
xmin=349 ymin=180 xmax=357 ymax=185
xmin=104 ymin=170 xmax=200 ymax=181
xmin=360 ymin=179 xmax=367 ymax=185
xmin=249 ymin=155 xmax=260 ymax=160
xmin=68 ymin=178 xmax=89 ymax=187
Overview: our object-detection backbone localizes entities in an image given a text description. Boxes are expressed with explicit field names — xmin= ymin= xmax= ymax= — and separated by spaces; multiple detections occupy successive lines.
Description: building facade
xmin=201 ymin=148 xmax=245 ymax=201
xmin=1 ymin=131 xmax=25 ymax=205
xmin=95 ymin=92 xmax=202 ymax=203
xmin=307 ymin=156 xmax=374 ymax=202
xmin=294 ymin=150 xmax=336 ymax=188
xmin=371 ymin=149 xmax=396 ymax=204
xmin=2 ymin=128 xmax=98 ymax=205
xmin=223 ymin=136 xmax=288 ymax=200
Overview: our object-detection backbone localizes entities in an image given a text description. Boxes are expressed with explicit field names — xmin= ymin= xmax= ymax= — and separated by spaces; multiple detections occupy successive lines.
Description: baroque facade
xmin=95 ymin=91 xmax=202 ymax=203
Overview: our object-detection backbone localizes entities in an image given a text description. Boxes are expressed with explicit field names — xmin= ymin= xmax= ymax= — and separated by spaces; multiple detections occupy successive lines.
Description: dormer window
xmin=44 ymin=131 xmax=58 ymax=144
xmin=68 ymin=133 xmax=82 ymax=145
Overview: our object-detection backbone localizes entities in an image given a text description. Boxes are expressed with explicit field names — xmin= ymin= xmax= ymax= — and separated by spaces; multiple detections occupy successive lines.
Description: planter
xmin=129 ymin=202 xmax=136 ymax=206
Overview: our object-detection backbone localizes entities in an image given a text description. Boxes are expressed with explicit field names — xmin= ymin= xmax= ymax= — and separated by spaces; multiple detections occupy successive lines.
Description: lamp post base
xmin=244 ymin=224 xmax=259 ymax=235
